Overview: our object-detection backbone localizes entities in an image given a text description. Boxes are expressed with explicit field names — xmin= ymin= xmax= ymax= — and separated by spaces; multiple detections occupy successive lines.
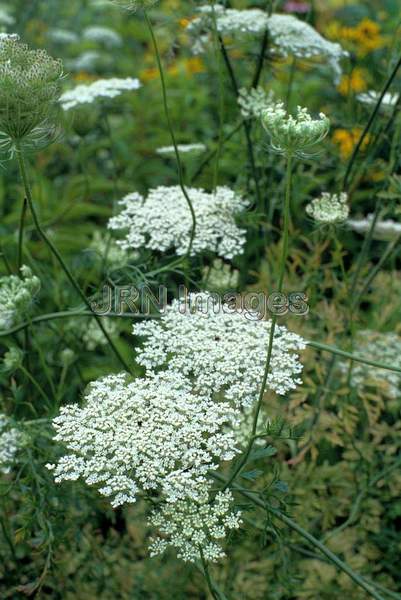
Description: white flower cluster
xmin=47 ymin=28 xmax=79 ymax=45
xmin=0 ymin=414 xmax=23 ymax=474
xmin=149 ymin=489 xmax=241 ymax=563
xmin=339 ymin=331 xmax=401 ymax=399
xmin=202 ymin=258 xmax=239 ymax=292
xmin=347 ymin=215 xmax=401 ymax=241
xmin=0 ymin=33 xmax=18 ymax=43
xmin=0 ymin=6 xmax=14 ymax=26
xmin=262 ymin=103 xmax=330 ymax=157
xmin=238 ymin=86 xmax=275 ymax=120
xmin=266 ymin=14 xmax=347 ymax=81
xmin=60 ymin=77 xmax=141 ymax=110
xmin=357 ymin=90 xmax=399 ymax=109
xmin=82 ymin=317 xmax=119 ymax=351
xmin=187 ymin=7 xmax=347 ymax=79
xmin=156 ymin=143 xmax=206 ymax=156
xmin=82 ymin=26 xmax=122 ymax=47
xmin=306 ymin=192 xmax=349 ymax=224
xmin=134 ymin=294 xmax=306 ymax=407
xmin=108 ymin=186 xmax=249 ymax=259
xmin=66 ymin=51 xmax=102 ymax=72
xmin=0 ymin=266 xmax=40 ymax=330
xmin=47 ymin=371 xmax=238 ymax=507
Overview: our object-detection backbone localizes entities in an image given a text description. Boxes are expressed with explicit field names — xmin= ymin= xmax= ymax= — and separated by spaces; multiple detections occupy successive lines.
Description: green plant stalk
xmin=306 ymin=339 xmax=401 ymax=373
xmin=211 ymin=2 xmax=225 ymax=191
xmin=199 ymin=547 xmax=222 ymax=600
xmin=17 ymin=197 xmax=28 ymax=271
xmin=18 ymin=364 xmax=51 ymax=407
xmin=217 ymin=34 xmax=262 ymax=207
xmin=213 ymin=473 xmax=385 ymax=600
xmin=343 ymin=51 xmax=401 ymax=190
xmin=351 ymin=234 xmax=401 ymax=310
xmin=190 ymin=121 xmax=243 ymax=183
xmin=222 ymin=155 xmax=293 ymax=491
xmin=144 ymin=10 xmax=196 ymax=259
xmin=0 ymin=310 xmax=158 ymax=337
xmin=15 ymin=147 xmax=133 ymax=375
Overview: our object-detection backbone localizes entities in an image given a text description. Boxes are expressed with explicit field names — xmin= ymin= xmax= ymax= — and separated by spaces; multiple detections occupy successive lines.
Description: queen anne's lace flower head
xmin=266 ymin=14 xmax=347 ymax=82
xmin=134 ymin=293 xmax=306 ymax=407
xmin=188 ymin=7 xmax=347 ymax=79
xmin=0 ymin=38 xmax=63 ymax=151
xmin=82 ymin=26 xmax=122 ymax=47
xmin=347 ymin=214 xmax=401 ymax=241
xmin=238 ymin=87 xmax=275 ymax=120
xmin=0 ymin=266 xmax=40 ymax=331
xmin=261 ymin=103 xmax=330 ymax=158
xmin=47 ymin=370 xmax=239 ymax=507
xmin=66 ymin=51 xmax=102 ymax=72
xmin=108 ymin=186 xmax=249 ymax=259
xmin=60 ymin=77 xmax=141 ymax=110
xmin=0 ymin=414 xmax=24 ymax=474
xmin=339 ymin=331 xmax=401 ymax=399
xmin=149 ymin=489 xmax=241 ymax=563
xmin=306 ymin=192 xmax=349 ymax=224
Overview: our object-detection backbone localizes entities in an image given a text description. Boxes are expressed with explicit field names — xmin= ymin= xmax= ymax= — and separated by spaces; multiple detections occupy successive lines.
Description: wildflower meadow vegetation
xmin=1 ymin=0 xmax=401 ymax=598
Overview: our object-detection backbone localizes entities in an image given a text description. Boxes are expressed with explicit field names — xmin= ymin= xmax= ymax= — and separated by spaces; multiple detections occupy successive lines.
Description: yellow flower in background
xmin=139 ymin=67 xmax=159 ymax=81
xmin=185 ymin=57 xmax=205 ymax=74
xmin=337 ymin=67 xmax=368 ymax=96
xmin=140 ymin=57 xmax=205 ymax=82
xmin=74 ymin=72 xmax=97 ymax=83
xmin=333 ymin=127 xmax=371 ymax=160
xmin=325 ymin=17 xmax=384 ymax=57
xmin=354 ymin=18 xmax=383 ymax=55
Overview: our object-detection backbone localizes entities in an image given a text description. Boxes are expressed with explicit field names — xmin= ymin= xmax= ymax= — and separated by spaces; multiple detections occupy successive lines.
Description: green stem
xmin=17 ymin=197 xmax=28 ymax=271
xmin=15 ymin=147 xmax=132 ymax=374
xmin=144 ymin=10 xmax=196 ymax=259
xmin=343 ymin=51 xmax=401 ymax=190
xmin=217 ymin=34 xmax=261 ymax=207
xmin=0 ymin=310 xmax=158 ymax=337
xmin=199 ymin=548 xmax=222 ymax=600
xmin=222 ymin=155 xmax=293 ymax=490
xmin=212 ymin=473 xmax=385 ymax=600
xmin=19 ymin=364 xmax=51 ymax=407
xmin=307 ymin=340 xmax=401 ymax=373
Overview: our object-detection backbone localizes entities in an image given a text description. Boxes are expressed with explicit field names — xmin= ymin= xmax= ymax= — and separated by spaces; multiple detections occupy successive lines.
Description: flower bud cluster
xmin=0 ymin=414 xmax=24 ymax=474
xmin=238 ymin=87 xmax=275 ymax=120
xmin=0 ymin=266 xmax=40 ymax=331
xmin=339 ymin=331 xmax=401 ymax=399
xmin=261 ymin=103 xmax=330 ymax=158
xmin=306 ymin=192 xmax=349 ymax=225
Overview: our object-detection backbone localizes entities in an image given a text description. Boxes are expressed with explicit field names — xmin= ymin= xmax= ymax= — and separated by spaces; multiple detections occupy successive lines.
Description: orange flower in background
xmin=332 ymin=128 xmax=371 ymax=160
xmin=337 ymin=67 xmax=368 ymax=96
